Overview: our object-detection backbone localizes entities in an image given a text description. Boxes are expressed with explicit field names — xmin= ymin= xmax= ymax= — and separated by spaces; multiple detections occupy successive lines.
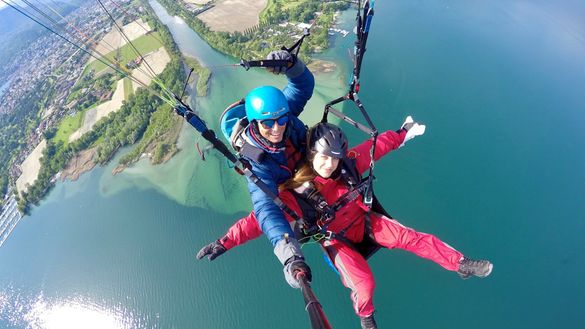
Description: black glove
xmin=283 ymin=257 xmax=312 ymax=288
xmin=196 ymin=240 xmax=227 ymax=261
xmin=289 ymin=257 xmax=312 ymax=283
xmin=274 ymin=236 xmax=311 ymax=289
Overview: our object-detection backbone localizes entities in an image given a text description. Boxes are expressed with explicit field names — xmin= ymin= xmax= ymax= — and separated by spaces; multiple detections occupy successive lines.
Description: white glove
xmin=400 ymin=116 xmax=426 ymax=148
xmin=266 ymin=50 xmax=306 ymax=78
xmin=266 ymin=50 xmax=294 ymax=75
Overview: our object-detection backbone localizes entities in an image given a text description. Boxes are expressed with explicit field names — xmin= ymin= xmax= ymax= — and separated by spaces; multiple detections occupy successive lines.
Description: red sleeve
xmin=220 ymin=211 xmax=262 ymax=250
xmin=350 ymin=129 xmax=407 ymax=175
xmin=219 ymin=191 xmax=301 ymax=250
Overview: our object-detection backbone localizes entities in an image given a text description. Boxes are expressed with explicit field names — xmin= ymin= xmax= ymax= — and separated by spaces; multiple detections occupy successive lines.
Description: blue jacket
xmin=242 ymin=66 xmax=314 ymax=246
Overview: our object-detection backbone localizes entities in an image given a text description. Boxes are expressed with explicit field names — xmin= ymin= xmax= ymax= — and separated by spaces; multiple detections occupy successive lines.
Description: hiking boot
xmin=458 ymin=257 xmax=493 ymax=279
xmin=360 ymin=314 xmax=378 ymax=329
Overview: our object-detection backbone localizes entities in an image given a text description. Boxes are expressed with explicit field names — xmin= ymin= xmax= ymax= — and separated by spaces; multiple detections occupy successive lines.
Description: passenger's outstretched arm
xmin=221 ymin=212 xmax=263 ymax=250
xmin=196 ymin=212 xmax=262 ymax=261
xmin=352 ymin=116 xmax=425 ymax=174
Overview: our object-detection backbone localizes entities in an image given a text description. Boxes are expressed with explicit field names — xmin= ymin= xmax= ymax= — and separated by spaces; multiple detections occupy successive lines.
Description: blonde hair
xmin=278 ymin=154 xmax=324 ymax=191
xmin=279 ymin=162 xmax=316 ymax=191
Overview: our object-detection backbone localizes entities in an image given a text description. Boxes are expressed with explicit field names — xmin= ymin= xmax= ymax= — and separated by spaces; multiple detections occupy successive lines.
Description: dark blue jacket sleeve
xmin=283 ymin=65 xmax=315 ymax=118
xmin=246 ymin=163 xmax=295 ymax=246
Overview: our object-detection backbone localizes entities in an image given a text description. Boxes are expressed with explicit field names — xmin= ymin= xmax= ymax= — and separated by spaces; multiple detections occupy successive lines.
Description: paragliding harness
xmin=177 ymin=1 xmax=376 ymax=327
xmin=219 ymin=100 xmax=381 ymax=260
xmin=312 ymin=0 xmax=382 ymax=260
xmin=218 ymin=0 xmax=381 ymax=260
xmin=289 ymin=157 xmax=388 ymax=261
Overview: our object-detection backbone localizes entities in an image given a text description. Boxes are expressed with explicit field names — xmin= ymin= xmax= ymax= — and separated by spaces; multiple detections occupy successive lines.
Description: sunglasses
xmin=259 ymin=115 xmax=289 ymax=129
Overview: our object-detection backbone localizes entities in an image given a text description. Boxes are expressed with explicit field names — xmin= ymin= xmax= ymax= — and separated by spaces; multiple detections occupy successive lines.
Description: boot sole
xmin=479 ymin=263 xmax=493 ymax=278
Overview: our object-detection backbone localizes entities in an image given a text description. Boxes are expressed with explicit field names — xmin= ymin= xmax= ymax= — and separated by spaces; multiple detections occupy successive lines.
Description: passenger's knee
xmin=352 ymin=286 xmax=375 ymax=317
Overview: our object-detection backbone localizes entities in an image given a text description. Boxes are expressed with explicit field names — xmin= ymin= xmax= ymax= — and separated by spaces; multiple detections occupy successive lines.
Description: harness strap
xmin=320 ymin=0 xmax=378 ymax=208
xmin=323 ymin=231 xmax=358 ymax=251
xmin=330 ymin=180 xmax=369 ymax=213
xmin=293 ymin=177 xmax=366 ymax=237
xmin=319 ymin=223 xmax=380 ymax=260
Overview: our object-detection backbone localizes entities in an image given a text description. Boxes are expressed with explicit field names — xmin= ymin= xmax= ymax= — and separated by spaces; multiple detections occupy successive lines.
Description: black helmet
xmin=308 ymin=122 xmax=348 ymax=159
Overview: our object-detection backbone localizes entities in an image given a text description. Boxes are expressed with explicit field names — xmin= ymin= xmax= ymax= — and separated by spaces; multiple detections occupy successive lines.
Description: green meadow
xmin=53 ymin=110 xmax=84 ymax=145
xmin=83 ymin=31 xmax=164 ymax=76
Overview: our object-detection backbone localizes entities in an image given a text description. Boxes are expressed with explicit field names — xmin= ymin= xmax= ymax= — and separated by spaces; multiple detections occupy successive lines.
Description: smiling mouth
xmin=269 ymin=132 xmax=282 ymax=138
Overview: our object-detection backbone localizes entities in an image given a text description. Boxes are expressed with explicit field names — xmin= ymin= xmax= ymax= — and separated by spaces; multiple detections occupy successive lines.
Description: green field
xmin=85 ymin=31 xmax=164 ymax=76
xmin=54 ymin=111 xmax=84 ymax=145
xmin=260 ymin=0 xmax=304 ymax=20
xmin=123 ymin=77 xmax=134 ymax=100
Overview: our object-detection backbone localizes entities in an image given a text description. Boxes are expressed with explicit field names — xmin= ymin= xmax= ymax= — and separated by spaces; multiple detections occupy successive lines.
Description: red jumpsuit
xmin=218 ymin=130 xmax=463 ymax=317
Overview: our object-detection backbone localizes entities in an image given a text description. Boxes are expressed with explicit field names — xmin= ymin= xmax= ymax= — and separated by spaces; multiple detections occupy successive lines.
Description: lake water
xmin=1 ymin=1 xmax=584 ymax=328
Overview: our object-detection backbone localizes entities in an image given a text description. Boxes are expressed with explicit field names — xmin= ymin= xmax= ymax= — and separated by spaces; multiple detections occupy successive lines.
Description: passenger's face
xmin=312 ymin=152 xmax=340 ymax=178
xmin=257 ymin=116 xmax=288 ymax=143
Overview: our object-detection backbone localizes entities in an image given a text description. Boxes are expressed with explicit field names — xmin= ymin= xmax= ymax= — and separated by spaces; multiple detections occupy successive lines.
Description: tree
xmin=43 ymin=127 xmax=57 ymax=139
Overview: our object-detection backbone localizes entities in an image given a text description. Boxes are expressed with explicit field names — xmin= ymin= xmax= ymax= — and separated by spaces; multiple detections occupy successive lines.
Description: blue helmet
xmin=245 ymin=86 xmax=289 ymax=122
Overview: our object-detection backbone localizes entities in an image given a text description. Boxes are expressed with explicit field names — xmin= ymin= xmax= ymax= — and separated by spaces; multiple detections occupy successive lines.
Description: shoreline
xmin=11 ymin=1 xmax=351 ymax=210
xmin=60 ymin=147 xmax=98 ymax=182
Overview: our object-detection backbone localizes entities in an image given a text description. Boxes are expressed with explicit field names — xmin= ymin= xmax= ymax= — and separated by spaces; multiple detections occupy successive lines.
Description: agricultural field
xmin=83 ymin=31 xmax=164 ymax=76
xmin=54 ymin=110 xmax=85 ymax=145
xmin=197 ymin=0 xmax=268 ymax=33
xmin=124 ymin=77 xmax=134 ymax=99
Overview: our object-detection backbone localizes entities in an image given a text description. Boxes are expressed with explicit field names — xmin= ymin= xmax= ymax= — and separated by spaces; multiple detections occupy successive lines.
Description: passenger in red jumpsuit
xmin=198 ymin=119 xmax=493 ymax=329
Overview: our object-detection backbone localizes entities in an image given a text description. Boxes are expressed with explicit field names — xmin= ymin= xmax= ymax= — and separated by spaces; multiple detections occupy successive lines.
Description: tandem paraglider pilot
xmin=217 ymin=49 xmax=317 ymax=290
